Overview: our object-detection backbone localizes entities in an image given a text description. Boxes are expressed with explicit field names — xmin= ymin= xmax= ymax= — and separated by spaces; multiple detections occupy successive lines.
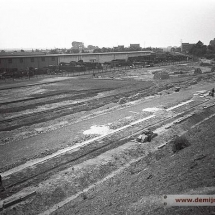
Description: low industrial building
xmin=0 ymin=51 xmax=155 ymax=70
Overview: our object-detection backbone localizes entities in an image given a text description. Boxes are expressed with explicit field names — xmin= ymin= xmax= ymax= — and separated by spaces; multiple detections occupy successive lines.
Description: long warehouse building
xmin=0 ymin=51 xmax=155 ymax=70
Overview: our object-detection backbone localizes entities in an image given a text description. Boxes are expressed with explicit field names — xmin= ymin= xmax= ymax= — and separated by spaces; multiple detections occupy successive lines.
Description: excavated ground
xmin=2 ymin=96 xmax=215 ymax=215
xmin=1 ymin=63 xmax=215 ymax=214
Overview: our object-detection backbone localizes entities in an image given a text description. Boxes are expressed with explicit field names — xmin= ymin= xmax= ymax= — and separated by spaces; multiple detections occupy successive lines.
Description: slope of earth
xmin=2 ymin=96 xmax=215 ymax=215
xmin=49 ymin=106 xmax=215 ymax=215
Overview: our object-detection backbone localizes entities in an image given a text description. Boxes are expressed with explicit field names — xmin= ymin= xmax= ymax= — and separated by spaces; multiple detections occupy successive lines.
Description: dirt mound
xmin=153 ymin=71 xmax=170 ymax=80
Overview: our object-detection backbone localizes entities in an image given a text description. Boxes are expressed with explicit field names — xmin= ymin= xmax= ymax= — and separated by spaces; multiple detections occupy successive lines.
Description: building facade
xmin=181 ymin=43 xmax=194 ymax=53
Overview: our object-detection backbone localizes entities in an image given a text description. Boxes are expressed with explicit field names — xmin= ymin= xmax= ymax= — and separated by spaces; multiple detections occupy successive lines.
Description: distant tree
xmin=71 ymin=41 xmax=85 ymax=52
xmin=93 ymin=48 xmax=102 ymax=53
xmin=71 ymin=49 xmax=79 ymax=53
xmin=207 ymin=45 xmax=215 ymax=54
xmin=207 ymin=38 xmax=215 ymax=56
xmin=189 ymin=41 xmax=207 ymax=57
xmin=50 ymin=49 xmax=58 ymax=54
xmin=128 ymin=46 xmax=142 ymax=51
xmin=1 ymin=50 xmax=5 ymax=53
xmin=87 ymin=45 xmax=99 ymax=50
xmin=145 ymin=47 xmax=152 ymax=51
xmin=21 ymin=49 xmax=25 ymax=52
xmin=209 ymin=38 xmax=215 ymax=47
xmin=170 ymin=47 xmax=176 ymax=52
xmin=101 ymin=47 xmax=109 ymax=52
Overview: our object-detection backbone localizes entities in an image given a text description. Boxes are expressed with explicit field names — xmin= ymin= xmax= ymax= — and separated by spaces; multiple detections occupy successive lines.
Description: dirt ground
xmin=51 ymin=110 xmax=215 ymax=215
xmin=1 ymin=62 xmax=215 ymax=215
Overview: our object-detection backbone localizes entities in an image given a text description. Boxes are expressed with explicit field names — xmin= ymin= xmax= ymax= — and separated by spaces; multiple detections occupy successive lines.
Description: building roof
xmin=0 ymin=51 xmax=46 ymax=56
xmin=0 ymin=51 xmax=155 ymax=59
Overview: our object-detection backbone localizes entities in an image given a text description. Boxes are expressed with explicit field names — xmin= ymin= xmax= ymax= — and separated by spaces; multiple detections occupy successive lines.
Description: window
xmin=20 ymin=58 xmax=23 ymax=63
xmin=41 ymin=57 xmax=45 ymax=62
xmin=31 ymin=57 xmax=34 ymax=62
xmin=8 ymin=59 xmax=12 ymax=64
xmin=51 ymin=57 xmax=55 ymax=61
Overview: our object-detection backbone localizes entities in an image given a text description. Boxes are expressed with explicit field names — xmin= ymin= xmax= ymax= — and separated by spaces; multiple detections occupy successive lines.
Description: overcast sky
xmin=0 ymin=0 xmax=215 ymax=50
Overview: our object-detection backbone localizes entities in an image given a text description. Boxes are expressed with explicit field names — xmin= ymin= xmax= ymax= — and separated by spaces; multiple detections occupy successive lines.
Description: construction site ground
xmin=1 ymin=62 xmax=215 ymax=214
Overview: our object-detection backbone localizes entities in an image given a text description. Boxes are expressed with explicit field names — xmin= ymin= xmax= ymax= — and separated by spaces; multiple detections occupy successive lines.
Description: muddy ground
xmin=51 ymin=108 xmax=215 ymax=215
xmin=0 ymin=63 xmax=212 ymax=144
xmin=1 ymin=62 xmax=215 ymax=214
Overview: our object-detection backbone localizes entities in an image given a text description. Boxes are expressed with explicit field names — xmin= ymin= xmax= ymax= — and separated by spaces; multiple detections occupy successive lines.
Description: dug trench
xmin=0 ymin=89 xmax=104 ymax=112
xmin=1 ymin=96 xmax=212 ymax=188
xmin=0 ymin=72 xmax=207 ymax=132
xmin=1 ymin=69 xmax=213 ymax=133
xmin=0 ymin=82 xmax=160 ymax=131
xmin=1 ymin=102 xmax=215 ymax=214
xmin=1 ymin=68 xmax=211 ymax=132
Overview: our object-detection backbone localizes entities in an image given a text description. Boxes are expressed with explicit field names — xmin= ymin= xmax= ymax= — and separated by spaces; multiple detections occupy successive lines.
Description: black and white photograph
xmin=0 ymin=0 xmax=215 ymax=214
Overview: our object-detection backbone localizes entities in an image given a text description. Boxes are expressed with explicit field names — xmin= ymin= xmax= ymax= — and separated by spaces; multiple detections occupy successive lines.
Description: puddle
xmin=83 ymin=125 xmax=113 ymax=135
xmin=125 ymin=116 xmax=132 ymax=119
xmin=142 ymin=107 xmax=162 ymax=112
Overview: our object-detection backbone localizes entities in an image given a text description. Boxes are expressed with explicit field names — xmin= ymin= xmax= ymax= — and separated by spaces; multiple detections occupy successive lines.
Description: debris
xmin=136 ymin=134 xmax=148 ymax=143
xmin=136 ymin=129 xmax=157 ymax=143
xmin=0 ymin=175 xmax=5 ymax=193
xmin=118 ymin=97 xmax=127 ymax=104
xmin=175 ymin=87 xmax=181 ymax=92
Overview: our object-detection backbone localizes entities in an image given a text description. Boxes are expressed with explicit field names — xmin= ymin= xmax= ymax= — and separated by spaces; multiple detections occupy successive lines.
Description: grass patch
xmin=171 ymin=135 xmax=190 ymax=153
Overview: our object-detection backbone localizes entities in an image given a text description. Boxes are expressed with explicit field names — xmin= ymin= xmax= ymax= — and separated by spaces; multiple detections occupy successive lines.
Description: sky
xmin=0 ymin=0 xmax=215 ymax=50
